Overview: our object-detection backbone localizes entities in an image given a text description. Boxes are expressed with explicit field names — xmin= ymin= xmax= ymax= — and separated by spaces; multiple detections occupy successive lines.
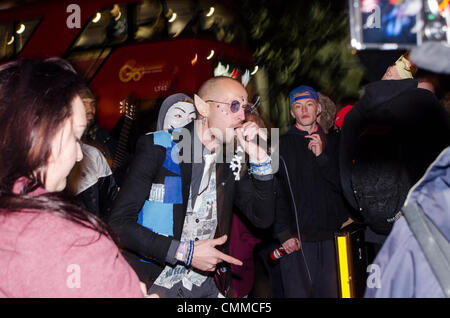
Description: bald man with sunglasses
xmin=109 ymin=76 xmax=275 ymax=298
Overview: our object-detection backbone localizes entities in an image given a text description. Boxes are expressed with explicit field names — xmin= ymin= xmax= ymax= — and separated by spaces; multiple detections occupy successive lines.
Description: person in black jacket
xmin=67 ymin=142 xmax=118 ymax=220
xmin=65 ymin=88 xmax=119 ymax=221
xmin=340 ymin=54 xmax=450 ymax=256
xmin=275 ymin=85 xmax=349 ymax=298
xmin=108 ymin=76 xmax=275 ymax=297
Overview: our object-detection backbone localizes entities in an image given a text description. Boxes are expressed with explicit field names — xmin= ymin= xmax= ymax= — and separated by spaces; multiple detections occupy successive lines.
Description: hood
xmin=356 ymin=49 xmax=406 ymax=82
xmin=355 ymin=79 xmax=418 ymax=117
xmin=405 ymin=146 xmax=450 ymax=241
xmin=156 ymin=93 xmax=193 ymax=131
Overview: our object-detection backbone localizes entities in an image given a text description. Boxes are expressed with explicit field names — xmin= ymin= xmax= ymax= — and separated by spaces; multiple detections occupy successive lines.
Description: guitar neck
xmin=111 ymin=116 xmax=133 ymax=171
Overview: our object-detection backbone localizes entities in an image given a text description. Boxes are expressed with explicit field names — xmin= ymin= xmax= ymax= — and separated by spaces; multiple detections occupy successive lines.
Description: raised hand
xmin=305 ymin=133 xmax=323 ymax=157
xmin=235 ymin=121 xmax=269 ymax=162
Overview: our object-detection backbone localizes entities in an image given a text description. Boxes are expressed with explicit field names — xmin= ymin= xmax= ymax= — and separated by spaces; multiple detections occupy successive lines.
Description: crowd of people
xmin=0 ymin=50 xmax=448 ymax=298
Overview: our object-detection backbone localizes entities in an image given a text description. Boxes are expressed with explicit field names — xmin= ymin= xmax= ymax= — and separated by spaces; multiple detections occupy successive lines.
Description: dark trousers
xmin=279 ymin=239 xmax=338 ymax=298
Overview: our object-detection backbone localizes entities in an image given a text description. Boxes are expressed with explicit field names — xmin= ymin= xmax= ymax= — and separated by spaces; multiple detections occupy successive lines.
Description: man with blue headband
xmin=274 ymin=85 xmax=350 ymax=298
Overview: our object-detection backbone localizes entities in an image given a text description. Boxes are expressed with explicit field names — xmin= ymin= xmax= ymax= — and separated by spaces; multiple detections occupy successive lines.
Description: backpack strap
xmin=402 ymin=203 xmax=450 ymax=297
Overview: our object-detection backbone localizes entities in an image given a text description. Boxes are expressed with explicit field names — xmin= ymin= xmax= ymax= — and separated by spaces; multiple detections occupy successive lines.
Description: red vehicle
xmin=0 ymin=0 xmax=257 ymax=132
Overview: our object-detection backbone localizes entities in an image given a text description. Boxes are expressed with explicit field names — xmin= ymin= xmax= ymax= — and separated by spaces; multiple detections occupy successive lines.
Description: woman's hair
xmin=0 ymin=58 xmax=110 ymax=237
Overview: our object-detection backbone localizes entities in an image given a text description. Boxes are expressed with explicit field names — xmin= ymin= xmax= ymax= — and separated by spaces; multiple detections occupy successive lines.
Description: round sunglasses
xmin=206 ymin=96 xmax=260 ymax=115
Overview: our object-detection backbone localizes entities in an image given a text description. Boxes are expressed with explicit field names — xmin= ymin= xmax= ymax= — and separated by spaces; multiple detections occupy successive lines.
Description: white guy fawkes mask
xmin=163 ymin=101 xmax=197 ymax=130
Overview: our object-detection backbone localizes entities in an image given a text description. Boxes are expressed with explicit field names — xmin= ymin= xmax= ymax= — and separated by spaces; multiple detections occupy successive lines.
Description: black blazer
xmin=108 ymin=122 xmax=275 ymax=288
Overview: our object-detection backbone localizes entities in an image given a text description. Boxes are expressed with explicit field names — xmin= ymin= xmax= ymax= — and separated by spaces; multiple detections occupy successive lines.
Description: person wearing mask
xmin=108 ymin=76 xmax=275 ymax=298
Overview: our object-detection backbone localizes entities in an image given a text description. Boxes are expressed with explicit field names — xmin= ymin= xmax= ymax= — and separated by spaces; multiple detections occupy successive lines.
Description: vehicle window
xmin=72 ymin=4 xmax=128 ymax=49
xmin=66 ymin=48 xmax=113 ymax=81
xmin=135 ymin=0 xmax=167 ymax=41
xmin=0 ymin=19 xmax=40 ymax=60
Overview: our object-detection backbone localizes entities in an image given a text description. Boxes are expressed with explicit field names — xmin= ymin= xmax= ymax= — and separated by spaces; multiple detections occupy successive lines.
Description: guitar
xmin=111 ymin=96 xmax=136 ymax=172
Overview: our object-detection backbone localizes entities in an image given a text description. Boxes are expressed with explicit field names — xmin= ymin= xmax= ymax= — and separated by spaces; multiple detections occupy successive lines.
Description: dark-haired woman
xmin=0 ymin=58 xmax=144 ymax=297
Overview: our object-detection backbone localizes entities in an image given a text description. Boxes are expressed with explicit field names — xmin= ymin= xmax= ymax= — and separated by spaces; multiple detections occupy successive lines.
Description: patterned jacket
xmin=108 ymin=121 xmax=275 ymax=293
